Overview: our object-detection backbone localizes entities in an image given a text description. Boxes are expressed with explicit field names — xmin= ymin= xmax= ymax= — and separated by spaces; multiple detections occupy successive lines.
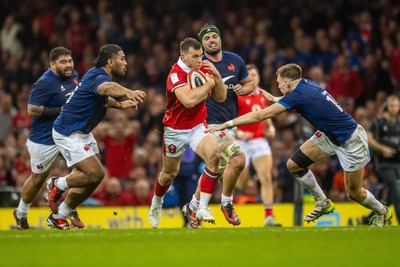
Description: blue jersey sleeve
xmin=29 ymin=80 xmax=52 ymax=106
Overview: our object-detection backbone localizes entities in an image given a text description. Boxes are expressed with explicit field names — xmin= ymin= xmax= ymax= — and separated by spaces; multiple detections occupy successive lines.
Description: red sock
xmin=265 ymin=206 xmax=273 ymax=217
xmin=200 ymin=167 xmax=218 ymax=194
xmin=154 ymin=178 xmax=170 ymax=197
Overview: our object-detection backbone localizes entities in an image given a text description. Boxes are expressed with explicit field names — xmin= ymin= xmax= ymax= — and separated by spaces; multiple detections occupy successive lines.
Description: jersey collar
xmin=177 ymin=57 xmax=191 ymax=73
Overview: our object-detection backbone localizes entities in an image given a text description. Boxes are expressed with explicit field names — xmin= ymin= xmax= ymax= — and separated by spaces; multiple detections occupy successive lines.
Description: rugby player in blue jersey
xmin=207 ymin=63 xmax=393 ymax=227
xmin=46 ymin=44 xmax=146 ymax=230
xmin=13 ymin=47 xmax=84 ymax=230
xmin=182 ymin=24 xmax=255 ymax=227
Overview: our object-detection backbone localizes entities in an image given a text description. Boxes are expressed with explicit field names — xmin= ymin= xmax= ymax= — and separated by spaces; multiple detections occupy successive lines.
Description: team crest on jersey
xmin=171 ymin=73 xmax=179 ymax=84
xmin=60 ymin=85 xmax=66 ymax=91
xmin=84 ymin=144 xmax=90 ymax=151
xmin=37 ymin=164 xmax=43 ymax=170
xmin=168 ymin=144 xmax=177 ymax=153
xmin=228 ymin=64 xmax=235 ymax=72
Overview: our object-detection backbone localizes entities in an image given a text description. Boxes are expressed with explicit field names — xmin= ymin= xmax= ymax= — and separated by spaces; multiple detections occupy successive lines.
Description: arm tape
xmin=41 ymin=107 xmax=62 ymax=119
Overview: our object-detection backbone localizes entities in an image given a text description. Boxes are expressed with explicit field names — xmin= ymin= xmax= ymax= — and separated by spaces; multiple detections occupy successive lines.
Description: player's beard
xmin=56 ymin=67 xmax=73 ymax=79
xmin=205 ymin=47 xmax=221 ymax=56
xmin=111 ymin=67 xmax=126 ymax=77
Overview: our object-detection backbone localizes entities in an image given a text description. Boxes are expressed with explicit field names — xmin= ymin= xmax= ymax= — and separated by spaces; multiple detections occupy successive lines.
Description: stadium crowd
xmin=0 ymin=0 xmax=399 ymax=209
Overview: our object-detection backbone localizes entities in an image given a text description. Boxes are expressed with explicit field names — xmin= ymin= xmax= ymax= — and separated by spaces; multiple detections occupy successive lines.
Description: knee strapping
xmin=290 ymin=148 xmax=314 ymax=169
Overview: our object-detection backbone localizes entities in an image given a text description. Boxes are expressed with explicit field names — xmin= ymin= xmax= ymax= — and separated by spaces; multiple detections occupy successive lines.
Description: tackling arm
xmin=207 ymin=103 xmax=286 ymax=132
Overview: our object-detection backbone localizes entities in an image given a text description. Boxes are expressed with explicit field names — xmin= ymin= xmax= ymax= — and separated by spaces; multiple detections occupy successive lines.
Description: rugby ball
xmin=187 ymin=69 xmax=206 ymax=89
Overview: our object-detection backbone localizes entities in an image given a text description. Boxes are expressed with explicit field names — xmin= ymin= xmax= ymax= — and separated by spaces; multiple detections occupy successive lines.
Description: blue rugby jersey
xmin=278 ymin=78 xmax=357 ymax=145
xmin=53 ymin=67 xmax=111 ymax=136
xmin=203 ymin=51 xmax=249 ymax=124
xmin=28 ymin=69 xmax=79 ymax=145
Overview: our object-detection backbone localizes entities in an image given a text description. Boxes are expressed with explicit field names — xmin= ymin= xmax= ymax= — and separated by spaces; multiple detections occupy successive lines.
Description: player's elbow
xmin=182 ymin=100 xmax=197 ymax=108
xmin=214 ymin=94 xmax=226 ymax=103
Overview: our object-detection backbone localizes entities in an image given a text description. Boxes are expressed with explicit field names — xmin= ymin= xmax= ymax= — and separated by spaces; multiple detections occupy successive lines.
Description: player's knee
xmin=229 ymin=153 xmax=246 ymax=172
xmin=258 ymin=173 xmax=272 ymax=185
xmin=31 ymin=173 xmax=48 ymax=187
xmin=86 ymin=168 xmax=105 ymax=185
xmin=287 ymin=148 xmax=314 ymax=174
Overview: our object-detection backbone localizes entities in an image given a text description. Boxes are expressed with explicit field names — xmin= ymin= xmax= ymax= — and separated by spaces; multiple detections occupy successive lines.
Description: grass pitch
xmin=0 ymin=227 xmax=398 ymax=267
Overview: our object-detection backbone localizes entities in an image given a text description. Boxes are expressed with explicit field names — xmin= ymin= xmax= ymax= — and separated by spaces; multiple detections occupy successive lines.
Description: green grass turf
xmin=0 ymin=227 xmax=398 ymax=267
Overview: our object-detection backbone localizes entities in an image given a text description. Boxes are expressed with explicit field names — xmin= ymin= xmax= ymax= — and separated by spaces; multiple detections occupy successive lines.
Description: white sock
xmin=199 ymin=192 xmax=212 ymax=208
xmin=297 ymin=169 xmax=326 ymax=203
xmin=57 ymin=201 xmax=73 ymax=218
xmin=55 ymin=176 xmax=69 ymax=191
xmin=152 ymin=195 xmax=163 ymax=206
xmin=189 ymin=195 xmax=199 ymax=212
xmin=221 ymin=194 xmax=233 ymax=206
xmin=360 ymin=190 xmax=386 ymax=214
xmin=17 ymin=200 xmax=30 ymax=218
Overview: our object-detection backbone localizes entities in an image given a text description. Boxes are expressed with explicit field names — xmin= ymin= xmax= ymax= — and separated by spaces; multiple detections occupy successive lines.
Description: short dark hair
xmin=94 ymin=44 xmax=123 ymax=67
xmin=276 ymin=63 xmax=302 ymax=80
xmin=180 ymin=37 xmax=202 ymax=54
xmin=49 ymin=47 xmax=71 ymax=62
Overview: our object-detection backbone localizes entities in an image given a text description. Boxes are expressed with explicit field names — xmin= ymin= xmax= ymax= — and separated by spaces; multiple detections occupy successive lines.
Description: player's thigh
xmin=74 ymin=154 xmax=104 ymax=177
xmin=298 ymin=139 xmax=329 ymax=162
xmin=194 ymin=134 xmax=219 ymax=163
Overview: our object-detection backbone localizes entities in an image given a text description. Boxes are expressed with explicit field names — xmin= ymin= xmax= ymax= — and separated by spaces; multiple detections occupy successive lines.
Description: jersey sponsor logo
xmin=222 ymin=75 xmax=235 ymax=85
xmin=228 ymin=64 xmax=235 ymax=71
xmin=37 ymin=164 xmax=43 ymax=170
xmin=168 ymin=144 xmax=177 ymax=153
xmin=171 ymin=73 xmax=179 ymax=84
xmin=84 ymin=144 xmax=90 ymax=151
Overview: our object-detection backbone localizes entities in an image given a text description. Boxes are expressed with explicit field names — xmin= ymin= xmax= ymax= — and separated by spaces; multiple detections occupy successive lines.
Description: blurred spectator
xmin=0 ymin=15 xmax=24 ymax=59
xmin=326 ymin=54 xmax=364 ymax=104
xmin=96 ymin=110 xmax=138 ymax=179
xmin=0 ymin=94 xmax=17 ymax=142
xmin=92 ymin=177 xmax=128 ymax=206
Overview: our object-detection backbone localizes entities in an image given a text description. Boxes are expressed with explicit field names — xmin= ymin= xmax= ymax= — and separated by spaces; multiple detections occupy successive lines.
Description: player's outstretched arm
xmin=98 ymin=82 xmax=146 ymax=104
xmin=259 ymin=88 xmax=281 ymax=103
xmin=206 ymin=103 xmax=286 ymax=133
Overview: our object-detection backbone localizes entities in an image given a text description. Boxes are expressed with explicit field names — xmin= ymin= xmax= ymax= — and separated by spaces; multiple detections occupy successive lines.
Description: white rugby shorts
xmin=163 ymin=122 xmax=210 ymax=157
xmin=237 ymin=137 xmax=271 ymax=167
xmin=26 ymin=139 xmax=61 ymax=174
xmin=52 ymin=129 xmax=99 ymax=167
xmin=311 ymin=125 xmax=370 ymax=172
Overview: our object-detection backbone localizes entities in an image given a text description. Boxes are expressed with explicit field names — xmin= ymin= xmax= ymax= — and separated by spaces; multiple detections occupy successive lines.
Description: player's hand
xmin=264 ymin=125 xmax=276 ymax=138
xmin=381 ymin=146 xmax=396 ymax=158
xmin=120 ymin=100 xmax=139 ymax=110
xmin=233 ymin=84 xmax=245 ymax=96
xmin=237 ymin=130 xmax=253 ymax=141
xmin=259 ymin=88 xmax=276 ymax=102
xmin=205 ymin=123 xmax=228 ymax=133
xmin=126 ymin=90 xmax=146 ymax=103
xmin=201 ymin=60 xmax=220 ymax=78
xmin=205 ymin=73 xmax=216 ymax=88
